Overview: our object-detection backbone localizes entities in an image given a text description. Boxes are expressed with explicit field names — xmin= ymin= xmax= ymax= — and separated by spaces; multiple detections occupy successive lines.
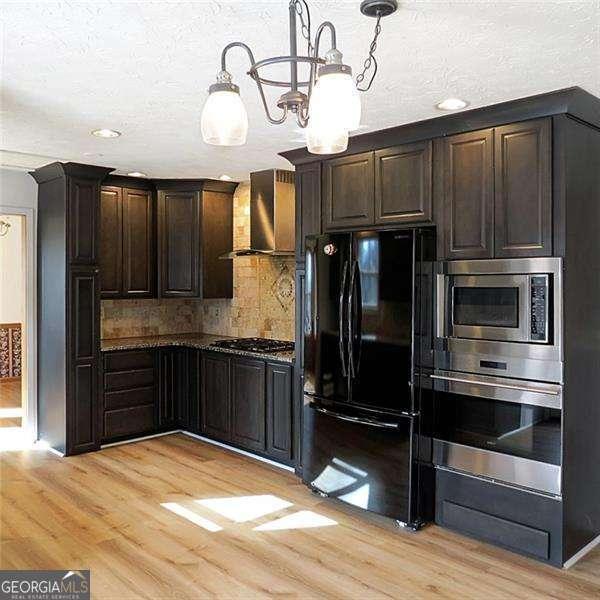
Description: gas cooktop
xmin=210 ymin=337 xmax=294 ymax=354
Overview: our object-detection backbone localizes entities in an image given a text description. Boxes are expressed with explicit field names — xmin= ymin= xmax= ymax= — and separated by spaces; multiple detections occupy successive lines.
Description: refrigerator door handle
xmin=310 ymin=403 xmax=400 ymax=430
xmin=339 ymin=260 xmax=349 ymax=377
xmin=348 ymin=260 xmax=362 ymax=378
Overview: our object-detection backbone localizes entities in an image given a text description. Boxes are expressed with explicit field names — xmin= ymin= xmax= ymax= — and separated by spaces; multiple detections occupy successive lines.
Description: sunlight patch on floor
xmin=254 ymin=510 xmax=338 ymax=531
xmin=161 ymin=502 xmax=222 ymax=532
xmin=0 ymin=428 xmax=34 ymax=451
xmin=196 ymin=494 xmax=293 ymax=523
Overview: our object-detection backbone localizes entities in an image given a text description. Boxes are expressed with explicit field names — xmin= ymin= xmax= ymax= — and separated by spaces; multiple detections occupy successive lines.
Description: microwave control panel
xmin=530 ymin=275 xmax=549 ymax=342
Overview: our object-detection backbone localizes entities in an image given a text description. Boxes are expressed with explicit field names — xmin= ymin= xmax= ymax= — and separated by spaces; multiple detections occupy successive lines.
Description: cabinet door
xmin=201 ymin=352 xmax=231 ymax=440
xmin=231 ymin=358 xmax=266 ymax=452
xmin=158 ymin=348 xmax=178 ymax=430
xmin=158 ymin=190 xmax=201 ymax=297
xmin=202 ymin=190 xmax=233 ymax=298
xmin=494 ymin=119 xmax=552 ymax=258
xmin=295 ymin=162 xmax=321 ymax=261
xmin=323 ymin=152 xmax=375 ymax=230
xmin=99 ymin=186 xmax=123 ymax=298
xmin=123 ymin=188 xmax=155 ymax=297
xmin=187 ymin=349 xmax=202 ymax=434
xmin=293 ymin=269 xmax=306 ymax=471
xmin=374 ymin=141 xmax=433 ymax=225
xmin=69 ymin=267 xmax=100 ymax=454
xmin=68 ymin=176 xmax=99 ymax=264
xmin=440 ymin=129 xmax=494 ymax=259
xmin=266 ymin=362 xmax=292 ymax=463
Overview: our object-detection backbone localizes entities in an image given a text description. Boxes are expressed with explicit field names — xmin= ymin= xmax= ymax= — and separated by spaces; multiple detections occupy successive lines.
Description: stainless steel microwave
xmin=435 ymin=258 xmax=563 ymax=383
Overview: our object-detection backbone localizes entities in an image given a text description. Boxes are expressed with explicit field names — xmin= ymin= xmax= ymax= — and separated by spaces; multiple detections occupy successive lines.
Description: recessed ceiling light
xmin=435 ymin=98 xmax=469 ymax=111
xmin=219 ymin=174 xmax=232 ymax=181
xmin=83 ymin=152 xmax=104 ymax=157
xmin=91 ymin=128 xmax=121 ymax=138
xmin=127 ymin=171 xmax=147 ymax=177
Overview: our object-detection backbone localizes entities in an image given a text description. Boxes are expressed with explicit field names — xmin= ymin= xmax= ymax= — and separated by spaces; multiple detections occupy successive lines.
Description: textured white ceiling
xmin=1 ymin=1 xmax=599 ymax=179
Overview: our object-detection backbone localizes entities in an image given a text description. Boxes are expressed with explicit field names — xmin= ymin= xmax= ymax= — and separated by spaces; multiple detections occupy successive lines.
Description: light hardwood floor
xmin=1 ymin=433 xmax=599 ymax=599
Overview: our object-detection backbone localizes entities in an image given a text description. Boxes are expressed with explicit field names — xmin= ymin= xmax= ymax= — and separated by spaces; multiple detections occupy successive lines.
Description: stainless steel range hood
xmin=220 ymin=169 xmax=295 ymax=259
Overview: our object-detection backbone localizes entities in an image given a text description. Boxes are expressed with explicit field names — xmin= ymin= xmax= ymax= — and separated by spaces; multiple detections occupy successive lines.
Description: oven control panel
xmin=530 ymin=275 xmax=549 ymax=342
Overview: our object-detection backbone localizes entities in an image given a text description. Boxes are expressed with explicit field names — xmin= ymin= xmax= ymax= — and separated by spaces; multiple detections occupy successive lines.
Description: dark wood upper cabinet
xmin=69 ymin=176 xmax=99 ymax=264
xmin=122 ymin=187 xmax=155 ymax=296
xmin=99 ymin=187 xmax=122 ymax=298
xmin=100 ymin=184 xmax=155 ymax=298
xmin=201 ymin=352 xmax=231 ymax=440
xmin=374 ymin=141 xmax=433 ymax=225
xmin=439 ymin=129 xmax=494 ymax=259
xmin=494 ymin=119 xmax=552 ymax=257
xmin=158 ymin=190 xmax=201 ymax=297
xmin=323 ymin=152 xmax=375 ymax=230
xmin=157 ymin=186 xmax=233 ymax=299
xmin=266 ymin=362 xmax=293 ymax=463
xmin=202 ymin=190 xmax=233 ymax=299
xmin=231 ymin=358 xmax=266 ymax=452
xmin=295 ymin=162 xmax=321 ymax=261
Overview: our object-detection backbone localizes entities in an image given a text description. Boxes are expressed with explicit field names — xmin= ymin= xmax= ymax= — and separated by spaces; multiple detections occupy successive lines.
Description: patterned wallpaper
xmin=101 ymin=181 xmax=295 ymax=341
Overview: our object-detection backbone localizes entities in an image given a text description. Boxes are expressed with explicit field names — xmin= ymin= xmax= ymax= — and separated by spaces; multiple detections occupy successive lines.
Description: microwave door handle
xmin=339 ymin=260 xmax=349 ymax=377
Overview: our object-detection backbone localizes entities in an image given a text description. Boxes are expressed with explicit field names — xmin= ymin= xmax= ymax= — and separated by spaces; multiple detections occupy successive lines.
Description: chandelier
xmin=200 ymin=0 xmax=398 ymax=155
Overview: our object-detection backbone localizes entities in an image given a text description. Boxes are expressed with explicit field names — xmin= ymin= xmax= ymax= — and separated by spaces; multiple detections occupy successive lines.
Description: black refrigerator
xmin=301 ymin=228 xmax=434 ymax=528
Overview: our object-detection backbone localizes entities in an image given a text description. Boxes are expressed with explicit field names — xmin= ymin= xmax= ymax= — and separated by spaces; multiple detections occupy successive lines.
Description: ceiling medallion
xmin=201 ymin=0 xmax=398 ymax=155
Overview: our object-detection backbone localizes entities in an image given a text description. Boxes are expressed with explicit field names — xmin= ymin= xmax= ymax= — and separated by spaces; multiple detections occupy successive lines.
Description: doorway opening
xmin=0 ymin=214 xmax=31 ymax=443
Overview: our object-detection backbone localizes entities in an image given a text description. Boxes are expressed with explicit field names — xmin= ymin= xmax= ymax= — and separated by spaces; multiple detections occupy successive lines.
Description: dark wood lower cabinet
xmin=102 ymin=349 xmax=157 ymax=442
xmin=201 ymin=352 xmax=231 ymax=440
xmin=101 ymin=347 xmax=292 ymax=464
xmin=266 ymin=362 xmax=293 ymax=463
xmin=231 ymin=358 xmax=266 ymax=452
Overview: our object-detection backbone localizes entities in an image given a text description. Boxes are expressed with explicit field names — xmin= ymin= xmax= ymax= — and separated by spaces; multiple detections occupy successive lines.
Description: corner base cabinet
xmin=201 ymin=352 xmax=293 ymax=465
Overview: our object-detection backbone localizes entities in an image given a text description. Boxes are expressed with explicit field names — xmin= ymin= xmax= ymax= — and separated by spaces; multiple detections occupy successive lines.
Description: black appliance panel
xmin=301 ymin=399 xmax=417 ymax=524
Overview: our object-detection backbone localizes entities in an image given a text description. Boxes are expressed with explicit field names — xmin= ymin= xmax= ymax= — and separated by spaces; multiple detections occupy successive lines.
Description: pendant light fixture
xmin=200 ymin=0 xmax=398 ymax=154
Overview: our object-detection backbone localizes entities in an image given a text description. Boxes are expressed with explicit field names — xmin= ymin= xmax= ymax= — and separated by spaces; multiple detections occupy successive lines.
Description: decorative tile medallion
xmin=271 ymin=263 xmax=295 ymax=311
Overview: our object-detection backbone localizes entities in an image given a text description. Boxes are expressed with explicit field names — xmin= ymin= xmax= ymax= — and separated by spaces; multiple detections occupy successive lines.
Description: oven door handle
xmin=430 ymin=374 xmax=560 ymax=395
xmin=430 ymin=374 xmax=562 ymax=410
xmin=310 ymin=404 xmax=400 ymax=430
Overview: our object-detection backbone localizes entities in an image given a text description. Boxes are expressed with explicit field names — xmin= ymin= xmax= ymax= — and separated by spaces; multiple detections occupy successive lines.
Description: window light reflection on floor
xmin=254 ymin=510 xmax=337 ymax=531
xmin=161 ymin=502 xmax=222 ymax=532
xmin=195 ymin=494 xmax=293 ymax=522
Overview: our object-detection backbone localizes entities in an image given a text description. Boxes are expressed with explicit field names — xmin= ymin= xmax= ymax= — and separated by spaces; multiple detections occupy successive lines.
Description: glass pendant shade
xmin=306 ymin=122 xmax=349 ymax=154
xmin=309 ymin=71 xmax=361 ymax=132
xmin=201 ymin=89 xmax=248 ymax=146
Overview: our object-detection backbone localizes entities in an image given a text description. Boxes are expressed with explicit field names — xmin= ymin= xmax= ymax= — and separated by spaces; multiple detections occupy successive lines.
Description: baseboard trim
xmin=180 ymin=431 xmax=295 ymax=472
xmin=100 ymin=430 xmax=180 ymax=449
xmin=563 ymin=533 xmax=600 ymax=569
xmin=36 ymin=439 xmax=65 ymax=457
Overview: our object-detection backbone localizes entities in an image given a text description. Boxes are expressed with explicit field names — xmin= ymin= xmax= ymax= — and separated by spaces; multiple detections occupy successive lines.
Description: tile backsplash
xmin=101 ymin=181 xmax=295 ymax=341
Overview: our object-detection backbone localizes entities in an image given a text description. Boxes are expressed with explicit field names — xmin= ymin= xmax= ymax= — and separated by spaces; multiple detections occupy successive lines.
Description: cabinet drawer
xmin=104 ymin=386 xmax=155 ymax=411
xmin=104 ymin=405 xmax=155 ymax=439
xmin=104 ymin=350 xmax=155 ymax=372
xmin=104 ymin=368 xmax=155 ymax=391
xmin=435 ymin=469 xmax=563 ymax=565
xmin=441 ymin=500 xmax=549 ymax=560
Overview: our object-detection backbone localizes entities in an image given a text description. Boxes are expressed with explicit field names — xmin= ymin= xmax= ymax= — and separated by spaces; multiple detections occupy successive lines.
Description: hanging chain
xmin=356 ymin=14 xmax=382 ymax=92
xmin=294 ymin=0 xmax=313 ymax=56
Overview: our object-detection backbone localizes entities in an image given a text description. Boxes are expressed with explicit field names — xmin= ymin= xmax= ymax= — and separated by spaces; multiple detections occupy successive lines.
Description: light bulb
xmin=201 ymin=86 xmax=248 ymax=146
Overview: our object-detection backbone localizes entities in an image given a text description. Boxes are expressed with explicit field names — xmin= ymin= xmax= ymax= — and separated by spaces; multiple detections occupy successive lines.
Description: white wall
xmin=0 ymin=168 xmax=38 ymax=210
xmin=0 ymin=214 xmax=25 ymax=323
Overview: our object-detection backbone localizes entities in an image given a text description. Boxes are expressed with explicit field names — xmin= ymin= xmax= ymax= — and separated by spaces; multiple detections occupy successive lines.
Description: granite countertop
xmin=100 ymin=332 xmax=295 ymax=364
